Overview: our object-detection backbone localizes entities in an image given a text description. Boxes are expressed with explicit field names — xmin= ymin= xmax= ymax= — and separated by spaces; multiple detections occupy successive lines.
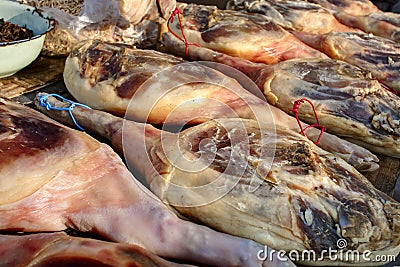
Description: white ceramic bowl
xmin=0 ymin=0 xmax=54 ymax=78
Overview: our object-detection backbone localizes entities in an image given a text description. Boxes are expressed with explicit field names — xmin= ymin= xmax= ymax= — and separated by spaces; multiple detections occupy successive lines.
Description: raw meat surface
xmin=0 ymin=99 xmax=292 ymax=267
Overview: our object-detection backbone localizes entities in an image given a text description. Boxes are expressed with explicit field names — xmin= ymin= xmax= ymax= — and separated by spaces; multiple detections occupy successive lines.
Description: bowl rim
xmin=0 ymin=2 xmax=55 ymax=46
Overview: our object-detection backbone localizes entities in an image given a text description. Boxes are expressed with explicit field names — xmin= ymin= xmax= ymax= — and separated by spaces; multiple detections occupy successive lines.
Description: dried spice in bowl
xmin=0 ymin=18 xmax=33 ymax=42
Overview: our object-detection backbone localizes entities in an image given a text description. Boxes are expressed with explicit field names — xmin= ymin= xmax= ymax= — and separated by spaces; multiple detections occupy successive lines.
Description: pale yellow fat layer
xmin=64 ymin=57 xmax=130 ymax=116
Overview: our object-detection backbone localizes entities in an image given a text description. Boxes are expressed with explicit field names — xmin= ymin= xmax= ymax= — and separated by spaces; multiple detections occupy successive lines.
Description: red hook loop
xmin=291 ymin=98 xmax=326 ymax=145
xmin=167 ymin=8 xmax=201 ymax=57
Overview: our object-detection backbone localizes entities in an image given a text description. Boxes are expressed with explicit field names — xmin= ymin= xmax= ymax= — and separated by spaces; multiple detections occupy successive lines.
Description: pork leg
xmin=35 ymin=94 xmax=400 ymax=267
xmin=0 ymin=99 xmax=292 ymax=267
xmin=64 ymin=39 xmax=378 ymax=171
xmin=164 ymin=3 xmax=328 ymax=65
xmin=0 ymin=232 xmax=189 ymax=267
xmin=161 ymin=33 xmax=386 ymax=166
xmin=161 ymin=32 xmax=400 ymax=158
xmin=64 ymin=40 xmax=271 ymax=124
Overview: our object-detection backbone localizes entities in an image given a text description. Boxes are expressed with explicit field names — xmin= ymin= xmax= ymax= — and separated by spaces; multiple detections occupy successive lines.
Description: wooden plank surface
xmin=364 ymin=155 xmax=400 ymax=201
xmin=0 ymin=56 xmax=65 ymax=99
xmin=1 ymin=54 xmax=399 ymax=200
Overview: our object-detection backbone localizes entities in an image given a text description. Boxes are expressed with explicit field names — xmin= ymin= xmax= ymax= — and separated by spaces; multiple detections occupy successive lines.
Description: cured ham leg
xmin=163 ymin=3 xmax=327 ymax=65
xmin=305 ymin=0 xmax=380 ymax=16
xmin=162 ymin=32 xmax=400 ymax=157
xmin=333 ymin=11 xmax=400 ymax=43
xmin=226 ymin=0 xmax=355 ymax=34
xmin=64 ymin=39 xmax=267 ymax=124
xmin=0 ymin=233 xmax=189 ymax=267
xmin=292 ymin=31 xmax=400 ymax=93
xmin=0 ymin=99 xmax=292 ymax=267
xmin=63 ymin=39 xmax=378 ymax=171
xmin=35 ymin=94 xmax=400 ymax=267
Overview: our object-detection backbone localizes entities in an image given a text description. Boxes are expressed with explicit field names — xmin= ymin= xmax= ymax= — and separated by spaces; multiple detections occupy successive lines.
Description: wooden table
xmin=0 ymin=56 xmax=65 ymax=99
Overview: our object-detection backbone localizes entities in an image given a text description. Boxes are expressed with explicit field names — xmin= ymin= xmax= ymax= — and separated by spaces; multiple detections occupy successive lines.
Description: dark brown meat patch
xmin=0 ymin=110 xmax=68 ymax=169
